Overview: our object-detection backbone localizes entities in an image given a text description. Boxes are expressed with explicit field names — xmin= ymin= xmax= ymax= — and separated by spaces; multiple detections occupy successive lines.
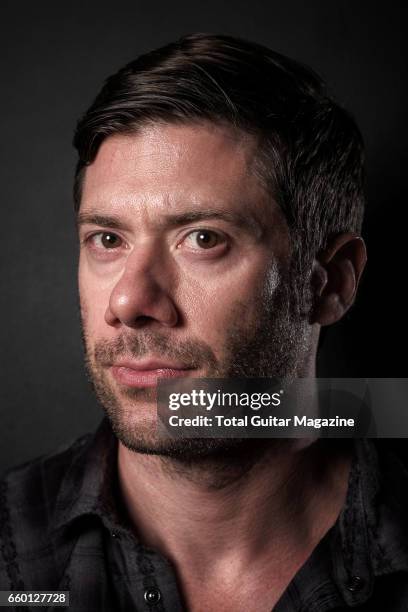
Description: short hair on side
xmin=73 ymin=32 xmax=365 ymax=294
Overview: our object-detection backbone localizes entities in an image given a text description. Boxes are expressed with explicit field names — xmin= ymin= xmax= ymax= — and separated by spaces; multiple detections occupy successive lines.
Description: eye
xmin=89 ymin=232 xmax=123 ymax=249
xmin=183 ymin=229 xmax=224 ymax=250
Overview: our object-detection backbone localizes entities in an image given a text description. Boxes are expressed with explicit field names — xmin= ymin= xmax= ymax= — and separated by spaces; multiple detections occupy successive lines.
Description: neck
xmin=117 ymin=437 xmax=352 ymax=581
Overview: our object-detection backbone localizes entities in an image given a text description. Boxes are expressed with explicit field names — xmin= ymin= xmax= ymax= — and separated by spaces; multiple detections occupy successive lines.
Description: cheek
xmin=180 ymin=256 xmax=281 ymax=342
xmin=78 ymin=264 xmax=111 ymax=336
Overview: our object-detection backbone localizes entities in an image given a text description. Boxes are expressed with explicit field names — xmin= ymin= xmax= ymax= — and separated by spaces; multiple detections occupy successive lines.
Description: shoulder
xmin=374 ymin=439 xmax=408 ymax=479
xmin=0 ymin=431 xmax=92 ymax=520
xmin=0 ymin=420 xmax=113 ymax=590
xmin=0 ymin=433 xmax=92 ymax=573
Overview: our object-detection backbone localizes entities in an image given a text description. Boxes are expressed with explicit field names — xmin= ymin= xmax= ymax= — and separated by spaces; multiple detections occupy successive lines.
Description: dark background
xmin=1 ymin=1 xmax=406 ymax=473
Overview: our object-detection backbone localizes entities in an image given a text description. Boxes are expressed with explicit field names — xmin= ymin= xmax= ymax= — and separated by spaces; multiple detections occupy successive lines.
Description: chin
xmin=117 ymin=430 xmax=249 ymax=461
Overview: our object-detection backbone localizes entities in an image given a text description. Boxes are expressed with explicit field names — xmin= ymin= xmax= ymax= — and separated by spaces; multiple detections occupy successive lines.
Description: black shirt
xmin=1 ymin=419 xmax=408 ymax=611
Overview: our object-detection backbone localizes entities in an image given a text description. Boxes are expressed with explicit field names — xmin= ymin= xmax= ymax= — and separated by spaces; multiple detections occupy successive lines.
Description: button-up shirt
xmin=1 ymin=419 xmax=408 ymax=611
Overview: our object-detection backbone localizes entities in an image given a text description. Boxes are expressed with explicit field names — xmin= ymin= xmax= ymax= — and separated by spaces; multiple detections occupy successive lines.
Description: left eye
xmin=91 ymin=232 xmax=123 ymax=249
xmin=184 ymin=230 xmax=222 ymax=249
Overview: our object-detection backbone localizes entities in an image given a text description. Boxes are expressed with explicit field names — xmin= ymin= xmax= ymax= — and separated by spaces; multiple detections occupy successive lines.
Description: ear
xmin=309 ymin=233 xmax=367 ymax=326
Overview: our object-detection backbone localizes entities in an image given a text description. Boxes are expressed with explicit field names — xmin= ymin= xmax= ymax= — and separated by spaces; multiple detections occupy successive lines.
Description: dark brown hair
xmin=73 ymin=33 xmax=365 ymax=281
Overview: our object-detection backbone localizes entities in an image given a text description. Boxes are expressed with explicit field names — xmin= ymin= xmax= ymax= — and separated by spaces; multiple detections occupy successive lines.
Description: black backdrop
xmin=1 ymin=0 xmax=407 ymax=472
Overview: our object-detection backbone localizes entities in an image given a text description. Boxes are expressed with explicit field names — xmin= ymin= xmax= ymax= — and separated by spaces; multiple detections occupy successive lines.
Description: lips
xmin=110 ymin=359 xmax=195 ymax=388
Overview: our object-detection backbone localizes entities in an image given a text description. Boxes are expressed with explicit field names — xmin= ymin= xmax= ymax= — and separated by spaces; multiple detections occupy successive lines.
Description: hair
xmin=73 ymin=33 xmax=365 ymax=302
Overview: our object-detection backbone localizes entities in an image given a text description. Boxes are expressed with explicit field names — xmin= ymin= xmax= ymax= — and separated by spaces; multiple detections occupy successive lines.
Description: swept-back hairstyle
xmin=73 ymin=33 xmax=365 ymax=290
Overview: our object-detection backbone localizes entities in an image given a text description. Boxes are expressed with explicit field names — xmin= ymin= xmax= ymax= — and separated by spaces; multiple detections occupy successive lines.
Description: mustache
xmin=88 ymin=330 xmax=219 ymax=370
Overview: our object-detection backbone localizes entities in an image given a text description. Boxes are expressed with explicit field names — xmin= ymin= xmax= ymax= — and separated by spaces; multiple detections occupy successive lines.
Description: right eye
xmin=88 ymin=232 xmax=124 ymax=249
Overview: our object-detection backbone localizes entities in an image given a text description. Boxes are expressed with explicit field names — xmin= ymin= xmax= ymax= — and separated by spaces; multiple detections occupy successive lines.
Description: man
xmin=1 ymin=33 xmax=407 ymax=611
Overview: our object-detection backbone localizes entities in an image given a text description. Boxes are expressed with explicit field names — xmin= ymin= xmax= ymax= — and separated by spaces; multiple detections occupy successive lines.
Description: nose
xmin=104 ymin=248 xmax=179 ymax=329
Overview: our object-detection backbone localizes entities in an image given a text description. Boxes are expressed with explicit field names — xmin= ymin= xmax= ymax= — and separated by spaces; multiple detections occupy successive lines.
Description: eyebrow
xmin=77 ymin=208 xmax=263 ymax=237
xmin=76 ymin=213 xmax=127 ymax=230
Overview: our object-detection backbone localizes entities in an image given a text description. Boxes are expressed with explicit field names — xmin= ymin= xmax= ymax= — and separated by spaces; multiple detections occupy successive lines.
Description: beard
xmin=81 ymin=264 xmax=311 ymax=463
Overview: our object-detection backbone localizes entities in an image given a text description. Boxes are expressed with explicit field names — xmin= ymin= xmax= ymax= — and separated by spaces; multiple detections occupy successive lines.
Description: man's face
xmin=78 ymin=122 xmax=311 ymax=457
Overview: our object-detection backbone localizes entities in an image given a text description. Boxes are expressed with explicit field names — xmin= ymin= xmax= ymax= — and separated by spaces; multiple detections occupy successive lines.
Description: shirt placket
xmin=105 ymin=523 xmax=185 ymax=612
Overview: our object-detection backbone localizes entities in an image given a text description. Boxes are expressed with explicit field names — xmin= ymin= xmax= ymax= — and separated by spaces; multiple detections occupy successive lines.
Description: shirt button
xmin=144 ymin=586 xmax=162 ymax=605
xmin=110 ymin=531 xmax=120 ymax=539
xmin=347 ymin=575 xmax=364 ymax=592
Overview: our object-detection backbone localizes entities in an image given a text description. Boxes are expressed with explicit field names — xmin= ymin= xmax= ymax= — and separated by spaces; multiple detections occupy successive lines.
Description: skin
xmin=78 ymin=122 xmax=367 ymax=611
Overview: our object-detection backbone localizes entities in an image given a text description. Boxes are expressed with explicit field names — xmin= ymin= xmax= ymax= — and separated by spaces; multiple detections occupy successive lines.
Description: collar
xmin=50 ymin=418 xmax=125 ymax=536
xmin=330 ymin=438 xmax=408 ymax=606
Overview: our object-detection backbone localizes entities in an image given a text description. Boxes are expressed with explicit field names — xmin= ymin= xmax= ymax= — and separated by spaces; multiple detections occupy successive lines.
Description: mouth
xmin=110 ymin=359 xmax=196 ymax=388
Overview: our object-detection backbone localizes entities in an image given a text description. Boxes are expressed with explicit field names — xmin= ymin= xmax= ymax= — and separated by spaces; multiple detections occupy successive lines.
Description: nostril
xmin=134 ymin=315 xmax=155 ymax=327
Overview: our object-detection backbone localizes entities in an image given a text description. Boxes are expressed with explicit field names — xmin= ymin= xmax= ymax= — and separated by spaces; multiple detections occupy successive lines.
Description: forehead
xmin=80 ymin=122 xmax=276 ymax=225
